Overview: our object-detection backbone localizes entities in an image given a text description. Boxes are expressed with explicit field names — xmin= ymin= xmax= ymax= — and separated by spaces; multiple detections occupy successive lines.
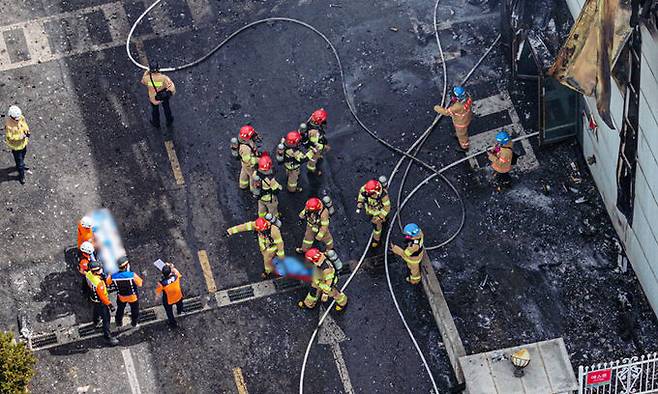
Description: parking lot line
xmin=197 ymin=250 xmax=218 ymax=293
xmin=164 ymin=140 xmax=185 ymax=186
xmin=121 ymin=349 xmax=143 ymax=394
xmin=232 ymin=367 xmax=249 ymax=394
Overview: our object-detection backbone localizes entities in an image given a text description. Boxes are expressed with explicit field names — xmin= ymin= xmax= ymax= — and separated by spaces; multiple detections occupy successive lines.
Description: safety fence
xmin=578 ymin=352 xmax=658 ymax=394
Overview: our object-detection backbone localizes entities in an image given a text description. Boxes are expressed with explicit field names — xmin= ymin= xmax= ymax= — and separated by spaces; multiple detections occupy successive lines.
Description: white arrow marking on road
xmin=317 ymin=307 xmax=354 ymax=394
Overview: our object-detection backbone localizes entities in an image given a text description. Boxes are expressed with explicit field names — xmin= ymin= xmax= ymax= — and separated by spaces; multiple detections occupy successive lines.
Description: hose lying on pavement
xmin=126 ymin=1 xmax=528 ymax=392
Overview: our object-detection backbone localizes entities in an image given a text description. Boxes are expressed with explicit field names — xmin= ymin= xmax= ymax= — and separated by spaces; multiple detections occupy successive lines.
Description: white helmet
xmin=80 ymin=241 xmax=95 ymax=255
xmin=80 ymin=216 xmax=93 ymax=229
xmin=7 ymin=105 xmax=21 ymax=119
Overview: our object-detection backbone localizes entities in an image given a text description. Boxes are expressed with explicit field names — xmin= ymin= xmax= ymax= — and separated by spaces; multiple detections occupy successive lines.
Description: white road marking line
xmin=0 ymin=31 xmax=11 ymax=67
xmin=474 ymin=92 xmax=514 ymax=118
xmin=100 ymin=2 xmax=130 ymax=42
xmin=501 ymin=90 xmax=539 ymax=172
xmin=317 ymin=310 xmax=354 ymax=394
xmin=232 ymin=367 xmax=249 ymax=394
xmin=121 ymin=349 xmax=143 ymax=394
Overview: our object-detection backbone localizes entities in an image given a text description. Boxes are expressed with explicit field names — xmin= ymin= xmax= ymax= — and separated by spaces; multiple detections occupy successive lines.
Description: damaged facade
xmin=562 ymin=0 xmax=658 ymax=315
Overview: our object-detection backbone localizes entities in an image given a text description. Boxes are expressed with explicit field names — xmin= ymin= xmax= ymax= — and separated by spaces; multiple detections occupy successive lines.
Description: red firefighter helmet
xmin=310 ymin=108 xmax=327 ymax=125
xmin=258 ymin=152 xmax=273 ymax=173
xmin=254 ymin=217 xmax=271 ymax=232
xmin=305 ymin=248 xmax=324 ymax=264
xmin=239 ymin=125 xmax=256 ymax=141
xmin=364 ymin=179 xmax=382 ymax=196
xmin=305 ymin=197 xmax=323 ymax=212
xmin=285 ymin=131 xmax=302 ymax=147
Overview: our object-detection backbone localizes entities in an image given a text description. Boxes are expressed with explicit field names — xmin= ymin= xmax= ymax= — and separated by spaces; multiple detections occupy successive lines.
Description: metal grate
xmin=78 ymin=323 xmax=101 ymax=338
xmin=31 ymin=333 xmax=58 ymax=349
xmin=138 ymin=309 xmax=157 ymax=323
xmin=182 ymin=297 xmax=203 ymax=313
xmin=227 ymin=286 xmax=255 ymax=302
xmin=274 ymin=277 xmax=301 ymax=291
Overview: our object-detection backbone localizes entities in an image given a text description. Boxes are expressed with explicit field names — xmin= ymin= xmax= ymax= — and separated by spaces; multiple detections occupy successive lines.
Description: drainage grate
xmin=31 ymin=333 xmax=58 ymax=349
xmin=138 ymin=309 xmax=157 ymax=323
xmin=78 ymin=323 xmax=101 ymax=338
xmin=183 ymin=297 xmax=203 ymax=312
xmin=274 ymin=277 xmax=301 ymax=291
xmin=227 ymin=286 xmax=255 ymax=302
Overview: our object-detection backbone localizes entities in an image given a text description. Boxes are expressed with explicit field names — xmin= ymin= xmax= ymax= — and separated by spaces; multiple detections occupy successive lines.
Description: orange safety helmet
xmin=364 ymin=179 xmax=382 ymax=196
xmin=285 ymin=131 xmax=302 ymax=147
xmin=254 ymin=217 xmax=271 ymax=232
xmin=305 ymin=197 xmax=323 ymax=212
xmin=310 ymin=108 xmax=327 ymax=125
xmin=258 ymin=152 xmax=273 ymax=173
xmin=239 ymin=125 xmax=256 ymax=141
xmin=305 ymin=248 xmax=324 ymax=264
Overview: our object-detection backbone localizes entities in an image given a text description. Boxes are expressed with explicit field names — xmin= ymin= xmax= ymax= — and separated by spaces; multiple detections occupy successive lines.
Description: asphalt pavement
xmin=3 ymin=0 xmax=658 ymax=393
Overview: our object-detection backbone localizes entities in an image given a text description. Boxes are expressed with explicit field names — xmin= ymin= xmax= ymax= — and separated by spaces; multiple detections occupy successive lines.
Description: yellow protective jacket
xmin=4 ymin=115 xmax=29 ymax=151
xmin=391 ymin=232 xmax=424 ymax=264
xmin=299 ymin=208 xmax=330 ymax=239
xmin=253 ymin=174 xmax=282 ymax=202
xmin=307 ymin=127 xmax=326 ymax=152
xmin=311 ymin=259 xmax=337 ymax=294
xmin=357 ymin=187 xmax=391 ymax=218
xmin=239 ymin=142 xmax=258 ymax=168
xmin=488 ymin=142 xmax=514 ymax=174
xmin=283 ymin=147 xmax=311 ymax=171
xmin=141 ymin=71 xmax=176 ymax=105
xmin=434 ymin=98 xmax=473 ymax=127
xmin=227 ymin=221 xmax=285 ymax=258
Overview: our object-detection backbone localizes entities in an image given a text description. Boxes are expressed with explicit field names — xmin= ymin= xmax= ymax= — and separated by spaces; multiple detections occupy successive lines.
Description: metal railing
xmin=578 ymin=352 xmax=658 ymax=394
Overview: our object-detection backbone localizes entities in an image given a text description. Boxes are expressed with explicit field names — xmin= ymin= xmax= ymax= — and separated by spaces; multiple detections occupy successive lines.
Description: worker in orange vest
xmin=106 ymin=256 xmax=143 ymax=328
xmin=156 ymin=263 xmax=184 ymax=328
xmin=487 ymin=130 xmax=514 ymax=191
xmin=86 ymin=262 xmax=118 ymax=346
xmin=77 ymin=216 xmax=94 ymax=249
xmin=433 ymin=86 xmax=473 ymax=151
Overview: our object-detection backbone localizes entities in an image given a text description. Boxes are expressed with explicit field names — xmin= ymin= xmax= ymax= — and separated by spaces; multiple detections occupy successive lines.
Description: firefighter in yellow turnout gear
xmin=390 ymin=223 xmax=424 ymax=285
xmin=304 ymin=108 xmax=329 ymax=175
xmin=357 ymin=178 xmax=391 ymax=248
xmin=296 ymin=197 xmax=334 ymax=254
xmin=487 ymin=130 xmax=515 ymax=192
xmin=234 ymin=125 xmax=260 ymax=190
xmin=226 ymin=217 xmax=284 ymax=279
xmin=298 ymin=248 xmax=348 ymax=312
xmin=251 ymin=153 xmax=281 ymax=218
xmin=278 ymin=130 xmax=314 ymax=192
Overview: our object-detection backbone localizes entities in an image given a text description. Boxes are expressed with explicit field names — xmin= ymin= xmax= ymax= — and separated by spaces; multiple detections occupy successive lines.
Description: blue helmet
xmin=403 ymin=223 xmax=421 ymax=237
xmin=496 ymin=130 xmax=510 ymax=145
xmin=453 ymin=86 xmax=466 ymax=100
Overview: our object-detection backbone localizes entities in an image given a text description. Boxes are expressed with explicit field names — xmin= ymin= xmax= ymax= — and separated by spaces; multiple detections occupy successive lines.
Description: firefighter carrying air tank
xmin=298 ymin=248 xmax=347 ymax=312
xmin=302 ymin=108 xmax=329 ymax=176
xmin=276 ymin=130 xmax=313 ymax=193
xmin=226 ymin=216 xmax=284 ymax=279
xmin=296 ymin=196 xmax=335 ymax=254
xmin=230 ymin=125 xmax=261 ymax=190
xmin=251 ymin=152 xmax=282 ymax=218
xmin=357 ymin=177 xmax=391 ymax=248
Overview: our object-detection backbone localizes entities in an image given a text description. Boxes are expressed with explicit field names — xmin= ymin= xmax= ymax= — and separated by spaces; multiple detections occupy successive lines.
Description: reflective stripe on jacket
xmin=86 ymin=271 xmax=111 ymax=305
xmin=107 ymin=271 xmax=143 ymax=303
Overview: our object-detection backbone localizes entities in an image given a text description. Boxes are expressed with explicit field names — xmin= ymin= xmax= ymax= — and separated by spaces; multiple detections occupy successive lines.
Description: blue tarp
xmin=273 ymin=256 xmax=313 ymax=282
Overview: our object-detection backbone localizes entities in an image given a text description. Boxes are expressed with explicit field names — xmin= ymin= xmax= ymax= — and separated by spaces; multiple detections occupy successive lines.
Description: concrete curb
xmin=421 ymin=253 xmax=466 ymax=384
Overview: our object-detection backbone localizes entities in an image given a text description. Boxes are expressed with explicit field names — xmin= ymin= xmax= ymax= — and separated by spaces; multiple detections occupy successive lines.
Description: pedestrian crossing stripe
xmin=0 ymin=0 xmax=214 ymax=72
